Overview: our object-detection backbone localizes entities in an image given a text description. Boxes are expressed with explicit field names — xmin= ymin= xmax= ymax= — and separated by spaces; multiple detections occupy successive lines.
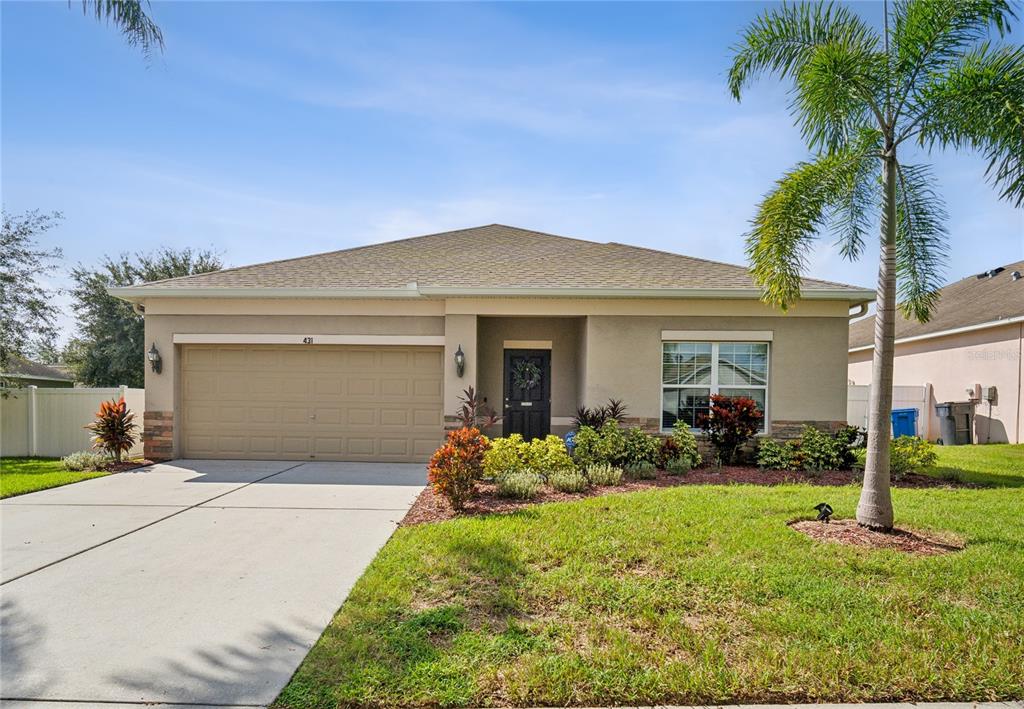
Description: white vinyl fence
xmin=847 ymin=383 xmax=935 ymax=440
xmin=1 ymin=386 xmax=145 ymax=458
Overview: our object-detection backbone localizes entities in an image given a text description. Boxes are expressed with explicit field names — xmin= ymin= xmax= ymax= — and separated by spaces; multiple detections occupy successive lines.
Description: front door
xmin=502 ymin=349 xmax=551 ymax=441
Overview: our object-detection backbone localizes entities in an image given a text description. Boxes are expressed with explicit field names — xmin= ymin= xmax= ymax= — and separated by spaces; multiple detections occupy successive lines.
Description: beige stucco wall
xmin=443 ymin=314 xmax=477 ymax=416
xmin=137 ymin=295 xmax=858 ymax=455
xmin=584 ymin=315 xmax=850 ymax=432
xmin=848 ymin=322 xmax=1023 ymax=444
xmin=477 ymin=317 xmax=584 ymax=430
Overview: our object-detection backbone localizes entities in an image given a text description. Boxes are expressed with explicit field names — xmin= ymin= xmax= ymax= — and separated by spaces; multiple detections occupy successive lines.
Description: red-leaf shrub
xmin=427 ymin=427 xmax=490 ymax=511
xmin=697 ymin=395 xmax=763 ymax=464
xmin=84 ymin=396 xmax=138 ymax=463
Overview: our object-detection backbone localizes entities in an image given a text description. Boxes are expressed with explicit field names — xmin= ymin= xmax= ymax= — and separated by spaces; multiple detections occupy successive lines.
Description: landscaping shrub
xmin=428 ymin=427 xmax=490 ymax=511
xmin=572 ymin=398 xmax=628 ymax=430
xmin=496 ymin=470 xmax=543 ymax=499
xmin=623 ymin=427 xmax=659 ymax=465
xmin=572 ymin=422 xmax=627 ymax=468
xmin=483 ymin=434 xmax=528 ymax=478
xmin=61 ymin=450 xmax=109 ymax=472
xmin=697 ymin=395 xmax=763 ymax=464
xmin=455 ymin=386 xmax=501 ymax=430
xmin=548 ymin=469 xmax=590 ymax=493
xmin=667 ymin=418 xmax=700 ymax=467
xmin=890 ymin=435 xmax=938 ymax=478
xmin=571 ymin=426 xmax=603 ymax=467
xmin=525 ymin=435 xmax=576 ymax=474
xmin=584 ymin=462 xmax=623 ymax=486
xmin=624 ymin=460 xmax=657 ymax=480
xmin=799 ymin=425 xmax=849 ymax=471
xmin=664 ymin=456 xmax=691 ymax=475
xmin=599 ymin=420 xmax=627 ymax=465
xmin=834 ymin=425 xmax=864 ymax=469
xmin=756 ymin=437 xmax=799 ymax=470
xmin=85 ymin=396 xmax=138 ymax=463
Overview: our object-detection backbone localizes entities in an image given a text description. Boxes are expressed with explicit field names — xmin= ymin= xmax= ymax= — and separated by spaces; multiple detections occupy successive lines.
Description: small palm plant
xmin=85 ymin=396 xmax=138 ymax=464
xmin=729 ymin=0 xmax=1023 ymax=529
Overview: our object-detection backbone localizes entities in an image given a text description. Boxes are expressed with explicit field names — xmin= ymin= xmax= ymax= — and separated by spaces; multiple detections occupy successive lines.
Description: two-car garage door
xmin=180 ymin=344 xmax=444 ymax=462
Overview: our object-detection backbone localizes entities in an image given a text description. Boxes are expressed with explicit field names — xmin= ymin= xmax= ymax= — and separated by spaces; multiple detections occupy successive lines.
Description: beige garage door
xmin=181 ymin=344 xmax=444 ymax=462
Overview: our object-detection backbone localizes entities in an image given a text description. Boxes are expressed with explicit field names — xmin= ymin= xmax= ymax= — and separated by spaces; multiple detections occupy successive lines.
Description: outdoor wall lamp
xmin=147 ymin=342 xmax=162 ymax=374
xmin=454 ymin=344 xmax=466 ymax=377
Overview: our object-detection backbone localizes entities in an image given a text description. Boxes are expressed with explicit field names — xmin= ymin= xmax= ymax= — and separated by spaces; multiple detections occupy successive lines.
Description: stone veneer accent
xmin=769 ymin=420 xmax=846 ymax=440
xmin=143 ymin=410 xmax=174 ymax=460
xmin=618 ymin=416 xmax=662 ymax=434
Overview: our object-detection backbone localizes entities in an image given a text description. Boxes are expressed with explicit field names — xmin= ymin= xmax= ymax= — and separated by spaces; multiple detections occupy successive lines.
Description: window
xmin=662 ymin=341 xmax=769 ymax=431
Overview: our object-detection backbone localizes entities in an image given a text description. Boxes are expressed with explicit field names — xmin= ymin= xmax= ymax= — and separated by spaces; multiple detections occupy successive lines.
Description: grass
xmin=0 ymin=457 xmax=109 ymax=498
xmin=275 ymin=481 xmax=1024 ymax=707
xmin=930 ymin=444 xmax=1024 ymax=487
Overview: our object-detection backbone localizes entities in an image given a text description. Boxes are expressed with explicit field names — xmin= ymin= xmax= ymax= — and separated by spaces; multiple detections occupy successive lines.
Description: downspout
xmin=849 ymin=302 xmax=869 ymax=320
xmin=1017 ymin=322 xmax=1022 ymax=444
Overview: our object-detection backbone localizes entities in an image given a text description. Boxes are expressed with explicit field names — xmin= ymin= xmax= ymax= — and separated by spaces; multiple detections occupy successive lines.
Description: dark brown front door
xmin=502 ymin=349 xmax=551 ymax=441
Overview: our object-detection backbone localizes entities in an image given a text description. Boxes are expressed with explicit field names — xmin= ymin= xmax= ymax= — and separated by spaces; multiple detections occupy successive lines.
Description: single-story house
xmin=111 ymin=224 xmax=874 ymax=462
xmin=848 ymin=260 xmax=1024 ymax=444
xmin=0 ymin=356 xmax=75 ymax=388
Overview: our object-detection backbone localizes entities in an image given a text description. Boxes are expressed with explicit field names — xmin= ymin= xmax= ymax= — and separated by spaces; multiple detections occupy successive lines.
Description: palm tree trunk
xmin=857 ymin=151 xmax=898 ymax=531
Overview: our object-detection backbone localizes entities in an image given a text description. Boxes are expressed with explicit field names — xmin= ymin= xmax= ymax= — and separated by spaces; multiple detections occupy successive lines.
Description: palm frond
xmin=792 ymin=42 xmax=886 ymax=153
xmin=916 ymin=43 xmax=1024 ymax=205
xmin=894 ymin=163 xmax=950 ymax=322
xmin=829 ymin=133 xmax=882 ymax=260
xmin=746 ymin=139 xmax=877 ymax=310
xmin=728 ymin=2 xmax=880 ymax=100
xmin=893 ymin=0 xmax=1015 ymax=80
xmin=78 ymin=0 xmax=164 ymax=57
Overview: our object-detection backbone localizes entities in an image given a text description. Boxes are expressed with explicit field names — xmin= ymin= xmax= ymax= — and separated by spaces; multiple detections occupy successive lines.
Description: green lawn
xmin=930 ymin=444 xmax=1024 ymax=487
xmin=276 ymin=480 xmax=1024 ymax=707
xmin=0 ymin=457 xmax=109 ymax=498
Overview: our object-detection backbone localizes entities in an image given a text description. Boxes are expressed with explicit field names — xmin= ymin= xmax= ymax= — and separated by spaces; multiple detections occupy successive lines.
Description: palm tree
xmin=76 ymin=0 xmax=163 ymax=57
xmin=728 ymin=0 xmax=1023 ymax=529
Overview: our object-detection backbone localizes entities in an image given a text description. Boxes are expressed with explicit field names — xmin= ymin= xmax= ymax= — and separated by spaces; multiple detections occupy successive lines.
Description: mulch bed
xmin=105 ymin=459 xmax=156 ymax=473
xmin=789 ymin=518 xmax=965 ymax=555
xmin=401 ymin=466 xmax=974 ymax=526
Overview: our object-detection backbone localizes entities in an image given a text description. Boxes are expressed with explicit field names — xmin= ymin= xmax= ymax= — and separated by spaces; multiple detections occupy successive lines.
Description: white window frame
xmin=661 ymin=341 xmax=771 ymax=434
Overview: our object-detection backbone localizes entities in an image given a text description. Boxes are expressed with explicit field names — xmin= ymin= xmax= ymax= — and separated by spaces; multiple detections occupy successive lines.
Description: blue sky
xmin=3 ymin=1 xmax=1021 ymax=339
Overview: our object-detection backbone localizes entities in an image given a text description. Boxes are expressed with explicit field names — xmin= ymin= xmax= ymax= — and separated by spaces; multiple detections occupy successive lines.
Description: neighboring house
xmin=848 ymin=261 xmax=1024 ymax=444
xmin=110 ymin=225 xmax=873 ymax=462
xmin=0 ymin=356 xmax=75 ymax=388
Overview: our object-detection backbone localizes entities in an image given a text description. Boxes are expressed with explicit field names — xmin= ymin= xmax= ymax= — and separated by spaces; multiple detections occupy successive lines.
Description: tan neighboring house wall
xmin=849 ymin=321 xmax=1024 ymax=444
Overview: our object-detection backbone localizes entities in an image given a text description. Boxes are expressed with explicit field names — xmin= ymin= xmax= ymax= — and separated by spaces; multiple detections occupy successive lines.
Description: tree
xmin=76 ymin=0 xmax=164 ymax=57
xmin=0 ymin=210 xmax=64 ymax=389
xmin=65 ymin=248 xmax=223 ymax=387
xmin=728 ymin=0 xmax=1023 ymax=529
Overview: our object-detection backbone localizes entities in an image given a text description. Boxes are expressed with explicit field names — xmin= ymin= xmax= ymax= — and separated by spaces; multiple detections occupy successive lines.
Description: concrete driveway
xmin=0 ymin=459 xmax=425 ymax=708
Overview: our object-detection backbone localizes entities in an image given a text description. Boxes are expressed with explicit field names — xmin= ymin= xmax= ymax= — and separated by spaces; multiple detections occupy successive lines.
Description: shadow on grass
xmin=276 ymin=533 xmax=532 ymax=708
xmin=928 ymin=465 xmax=1024 ymax=488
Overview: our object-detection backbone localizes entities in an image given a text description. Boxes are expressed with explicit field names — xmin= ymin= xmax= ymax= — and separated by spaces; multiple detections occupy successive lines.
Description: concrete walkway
xmin=0 ymin=459 xmax=425 ymax=707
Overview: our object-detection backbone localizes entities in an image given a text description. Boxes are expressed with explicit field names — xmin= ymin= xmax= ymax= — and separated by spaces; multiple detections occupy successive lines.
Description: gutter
xmin=109 ymin=284 xmax=877 ymax=303
xmin=848 ymin=315 xmax=1024 ymax=353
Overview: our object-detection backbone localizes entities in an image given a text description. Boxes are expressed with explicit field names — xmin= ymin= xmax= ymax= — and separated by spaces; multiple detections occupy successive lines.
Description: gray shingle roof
xmin=849 ymin=260 xmax=1024 ymax=349
xmin=1 ymin=356 xmax=75 ymax=382
xmin=120 ymin=224 xmax=871 ymax=297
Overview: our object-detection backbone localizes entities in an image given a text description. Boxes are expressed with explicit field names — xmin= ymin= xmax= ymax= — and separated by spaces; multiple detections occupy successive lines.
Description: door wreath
xmin=512 ymin=360 xmax=542 ymax=390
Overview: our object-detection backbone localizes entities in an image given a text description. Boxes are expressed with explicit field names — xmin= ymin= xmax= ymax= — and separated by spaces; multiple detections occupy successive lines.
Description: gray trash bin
xmin=935 ymin=401 xmax=974 ymax=445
